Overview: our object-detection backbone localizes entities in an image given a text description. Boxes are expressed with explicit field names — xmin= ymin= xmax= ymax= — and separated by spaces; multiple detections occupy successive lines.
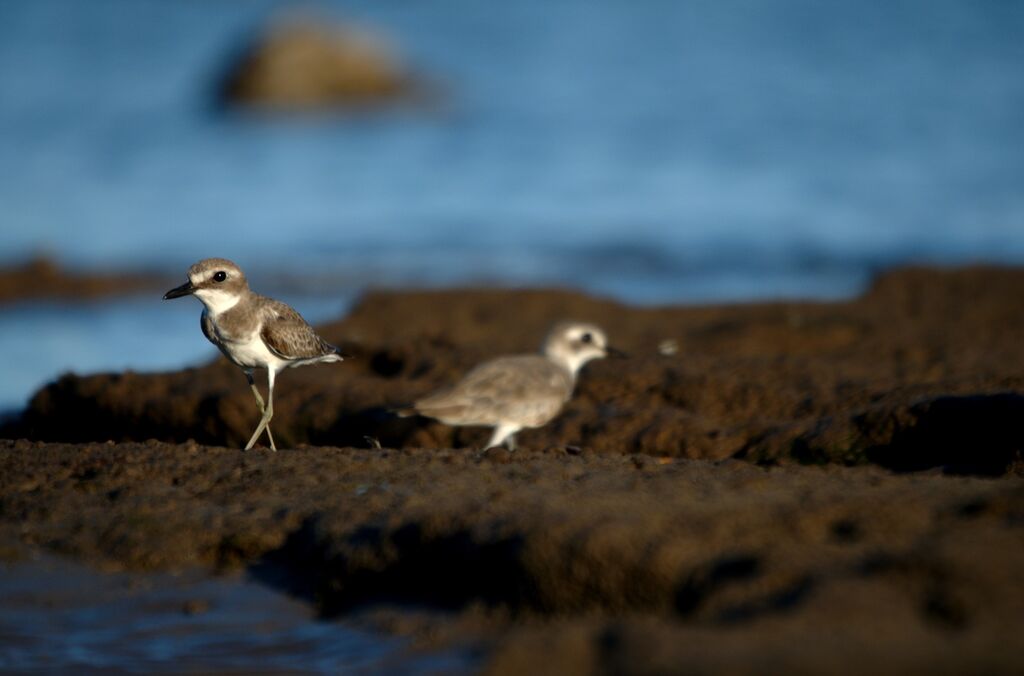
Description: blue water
xmin=1 ymin=0 xmax=1023 ymax=407
xmin=0 ymin=555 xmax=471 ymax=674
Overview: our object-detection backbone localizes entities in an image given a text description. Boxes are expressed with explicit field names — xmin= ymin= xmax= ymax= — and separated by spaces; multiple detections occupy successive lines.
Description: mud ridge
xmin=6 ymin=267 xmax=1024 ymax=475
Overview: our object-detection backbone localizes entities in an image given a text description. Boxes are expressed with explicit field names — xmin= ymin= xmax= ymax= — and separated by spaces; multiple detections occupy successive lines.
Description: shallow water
xmin=0 ymin=0 xmax=1022 ymax=401
xmin=0 ymin=555 xmax=471 ymax=674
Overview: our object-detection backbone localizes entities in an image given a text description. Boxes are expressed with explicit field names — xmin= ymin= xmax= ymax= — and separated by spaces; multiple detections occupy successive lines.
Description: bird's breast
xmin=217 ymin=327 xmax=283 ymax=369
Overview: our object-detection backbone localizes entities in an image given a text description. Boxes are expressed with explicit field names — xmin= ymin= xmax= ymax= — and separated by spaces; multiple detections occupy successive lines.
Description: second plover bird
xmin=399 ymin=321 xmax=624 ymax=450
xmin=163 ymin=257 xmax=344 ymax=451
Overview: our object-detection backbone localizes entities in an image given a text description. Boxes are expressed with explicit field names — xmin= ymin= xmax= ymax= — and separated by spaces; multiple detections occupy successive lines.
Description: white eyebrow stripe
xmin=192 ymin=269 xmax=218 ymax=284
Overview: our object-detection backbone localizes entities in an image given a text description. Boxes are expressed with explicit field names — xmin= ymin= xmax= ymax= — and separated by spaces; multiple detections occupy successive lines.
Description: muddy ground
xmin=2 ymin=266 xmax=1023 ymax=673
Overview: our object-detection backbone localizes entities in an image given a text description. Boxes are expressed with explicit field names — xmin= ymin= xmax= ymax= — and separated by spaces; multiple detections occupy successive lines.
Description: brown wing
xmin=258 ymin=297 xmax=340 ymax=361
xmin=415 ymin=355 xmax=572 ymax=426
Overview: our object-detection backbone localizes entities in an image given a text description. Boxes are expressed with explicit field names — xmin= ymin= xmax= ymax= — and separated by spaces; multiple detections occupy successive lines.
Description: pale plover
xmin=399 ymin=321 xmax=624 ymax=450
xmin=163 ymin=258 xmax=344 ymax=451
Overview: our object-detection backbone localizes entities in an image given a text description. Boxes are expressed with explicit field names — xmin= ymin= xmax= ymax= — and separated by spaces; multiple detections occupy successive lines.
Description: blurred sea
xmin=1 ymin=0 xmax=1023 ymax=409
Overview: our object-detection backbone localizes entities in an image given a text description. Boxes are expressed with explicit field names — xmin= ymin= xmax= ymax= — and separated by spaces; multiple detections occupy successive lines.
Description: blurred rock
xmin=217 ymin=17 xmax=423 ymax=110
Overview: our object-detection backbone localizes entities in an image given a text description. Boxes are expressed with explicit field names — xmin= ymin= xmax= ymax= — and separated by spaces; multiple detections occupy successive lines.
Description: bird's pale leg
xmin=486 ymin=424 xmax=519 ymax=451
xmin=244 ymin=367 xmax=277 ymax=451
xmin=263 ymin=368 xmax=277 ymax=451
xmin=245 ymin=370 xmax=276 ymax=450
xmin=245 ymin=370 xmax=264 ymax=410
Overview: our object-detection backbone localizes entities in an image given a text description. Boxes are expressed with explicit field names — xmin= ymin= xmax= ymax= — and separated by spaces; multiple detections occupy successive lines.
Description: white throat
xmin=194 ymin=288 xmax=241 ymax=316
xmin=548 ymin=351 xmax=594 ymax=380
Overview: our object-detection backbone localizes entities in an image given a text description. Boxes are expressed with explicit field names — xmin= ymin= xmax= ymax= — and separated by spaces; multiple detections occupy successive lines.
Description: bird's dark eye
xmin=580 ymin=333 xmax=593 ymax=344
xmin=213 ymin=271 xmax=227 ymax=283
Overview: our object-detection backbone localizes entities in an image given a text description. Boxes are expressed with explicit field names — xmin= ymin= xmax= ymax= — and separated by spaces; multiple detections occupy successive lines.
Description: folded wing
xmin=259 ymin=298 xmax=341 ymax=363
xmin=415 ymin=355 xmax=572 ymax=427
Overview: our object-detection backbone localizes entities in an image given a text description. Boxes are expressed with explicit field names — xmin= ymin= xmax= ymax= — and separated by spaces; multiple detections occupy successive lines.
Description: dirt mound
xmin=6 ymin=267 xmax=1024 ymax=475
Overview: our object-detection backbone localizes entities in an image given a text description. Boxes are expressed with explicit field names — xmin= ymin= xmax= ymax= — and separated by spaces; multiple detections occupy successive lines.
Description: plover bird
xmin=399 ymin=321 xmax=623 ymax=450
xmin=163 ymin=258 xmax=344 ymax=451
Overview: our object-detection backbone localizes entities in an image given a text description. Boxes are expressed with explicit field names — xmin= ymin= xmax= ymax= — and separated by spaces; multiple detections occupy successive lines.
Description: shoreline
xmin=2 ymin=265 xmax=1023 ymax=672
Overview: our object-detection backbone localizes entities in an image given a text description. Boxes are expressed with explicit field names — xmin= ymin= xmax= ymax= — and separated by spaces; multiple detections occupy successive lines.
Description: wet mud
xmin=2 ymin=266 xmax=1023 ymax=673
xmin=0 ymin=441 xmax=1020 ymax=673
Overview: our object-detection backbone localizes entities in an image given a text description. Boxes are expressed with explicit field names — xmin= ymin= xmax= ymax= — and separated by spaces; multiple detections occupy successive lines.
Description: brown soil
xmin=0 ymin=256 xmax=165 ymax=304
xmin=2 ymin=266 xmax=1023 ymax=673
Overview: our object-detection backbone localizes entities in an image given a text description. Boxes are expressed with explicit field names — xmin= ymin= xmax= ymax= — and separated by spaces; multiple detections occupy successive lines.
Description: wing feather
xmin=258 ymin=297 xmax=340 ymax=361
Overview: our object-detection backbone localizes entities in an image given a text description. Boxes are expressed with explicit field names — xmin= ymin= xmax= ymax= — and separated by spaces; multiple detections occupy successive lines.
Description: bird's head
xmin=542 ymin=321 xmax=625 ymax=376
xmin=163 ymin=258 xmax=249 ymax=314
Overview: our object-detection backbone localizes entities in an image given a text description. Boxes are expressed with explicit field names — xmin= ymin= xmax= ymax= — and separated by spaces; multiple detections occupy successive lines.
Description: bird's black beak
xmin=163 ymin=280 xmax=194 ymax=300
xmin=605 ymin=345 xmax=628 ymax=359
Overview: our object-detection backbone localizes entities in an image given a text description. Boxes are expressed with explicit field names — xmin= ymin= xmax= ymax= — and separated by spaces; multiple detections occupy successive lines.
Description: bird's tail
xmin=330 ymin=342 xmax=353 ymax=359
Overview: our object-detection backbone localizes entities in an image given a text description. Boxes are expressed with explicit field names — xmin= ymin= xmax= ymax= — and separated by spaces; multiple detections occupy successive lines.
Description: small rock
xmin=658 ymin=339 xmax=679 ymax=356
